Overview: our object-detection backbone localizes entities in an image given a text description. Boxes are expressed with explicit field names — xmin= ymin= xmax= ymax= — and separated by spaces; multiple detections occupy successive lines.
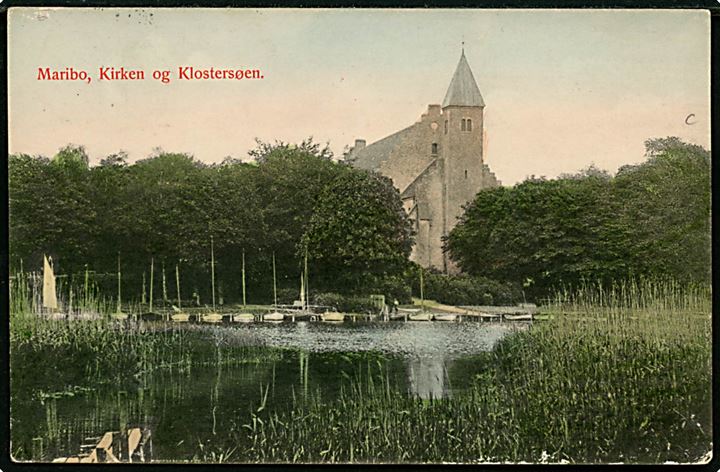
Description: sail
xmin=43 ymin=255 xmax=58 ymax=310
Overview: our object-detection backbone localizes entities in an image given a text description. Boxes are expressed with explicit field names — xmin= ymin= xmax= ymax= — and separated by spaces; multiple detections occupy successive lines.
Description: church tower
xmin=346 ymin=48 xmax=499 ymax=273
xmin=439 ymin=50 xmax=487 ymax=271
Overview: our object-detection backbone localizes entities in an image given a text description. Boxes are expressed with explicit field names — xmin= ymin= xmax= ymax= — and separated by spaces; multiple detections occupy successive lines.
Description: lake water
xmin=11 ymin=320 xmax=526 ymax=462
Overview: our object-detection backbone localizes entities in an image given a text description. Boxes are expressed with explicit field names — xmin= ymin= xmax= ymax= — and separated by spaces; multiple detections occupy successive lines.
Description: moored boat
xmin=263 ymin=311 xmax=285 ymax=322
xmin=433 ymin=313 xmax=457 ymax=322
xmin=171 ymin=264 xmax=190 ymax=322
xmin=504 ymin=313 xmax=533 ymax=321
xmin=321 ymin=311 xmax=345 ymax=322
xmin=42 ymin=254 xmax=65 ymax=318
xmin=171 ymin=312 xmax=190 ymax=323
xmin=202 ymin=312 xmax=224 ymax=323
xmin=408 ymin=312 xmax=432 ymax=321
xmin=233 ymin=313 xmax=255 ymax=323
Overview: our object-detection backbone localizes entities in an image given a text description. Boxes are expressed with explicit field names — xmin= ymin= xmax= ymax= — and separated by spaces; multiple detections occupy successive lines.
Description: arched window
xmin=464 ymin=169 xmax=468 ymax=179
xmin=444 ymin=120 xmax=448 ymax=134
xmin=461 ymin=119 xmax=466 ymax=131
xmin=431 ymin=143 xmax=438 ymax=154
xmin=467 ymin=119 xmax=473 ymax=132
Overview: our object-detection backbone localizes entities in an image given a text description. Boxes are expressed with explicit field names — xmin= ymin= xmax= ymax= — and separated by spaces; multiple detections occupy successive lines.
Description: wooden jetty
xmin=459 ymin=304 xmax=539 ymax=317
xmin=52 ymin=427 xmax=151 ymax=463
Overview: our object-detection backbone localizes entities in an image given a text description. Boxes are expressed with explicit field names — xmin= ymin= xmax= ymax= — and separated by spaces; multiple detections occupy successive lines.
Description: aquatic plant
xmin=223 ymin=280 xmax=711 ymax=464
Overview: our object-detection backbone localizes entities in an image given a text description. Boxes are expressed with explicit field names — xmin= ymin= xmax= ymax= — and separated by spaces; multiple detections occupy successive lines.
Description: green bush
xmin=417 ymin=271 xmax=523 ymax=306
xmin=367 ymin=275 xmax=412 ymax=305
xmin=313 ymin=292 xmax=343 ymax=310
xmin=313 ymin=292 xmax=379 ymax=313
xmin=276 ymin=287 xmax=300 ymax=305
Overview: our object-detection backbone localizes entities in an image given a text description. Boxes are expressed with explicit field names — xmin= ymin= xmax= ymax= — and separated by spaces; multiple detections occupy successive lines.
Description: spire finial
xmin=461 ymin=37 xmax=465 ymax=54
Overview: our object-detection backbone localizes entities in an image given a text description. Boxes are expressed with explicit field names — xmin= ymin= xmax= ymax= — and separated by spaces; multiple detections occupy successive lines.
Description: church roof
xmin=349 ymin=125 xmax=412 ymax=171
xmin=401 ymin=158 xmax=438 ymax=199
xmin=442 ymin=51 xmax=485 ymax=108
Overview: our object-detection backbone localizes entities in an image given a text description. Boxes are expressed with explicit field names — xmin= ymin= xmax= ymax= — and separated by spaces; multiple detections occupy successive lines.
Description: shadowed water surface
xmin=12 ymin=321 xmax=524 ymax=462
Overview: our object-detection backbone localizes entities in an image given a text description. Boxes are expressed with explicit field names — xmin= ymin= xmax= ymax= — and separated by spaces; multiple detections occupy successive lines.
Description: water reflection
xmin=13 ymin=321 xmax=522 ymax=461
xmin=407 ymin=356 xmax=448 ymax=399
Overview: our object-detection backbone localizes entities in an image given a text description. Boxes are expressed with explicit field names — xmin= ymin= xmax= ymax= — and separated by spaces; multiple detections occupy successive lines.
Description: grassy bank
xmin=219 ymin=281 xmax=711 ymax=464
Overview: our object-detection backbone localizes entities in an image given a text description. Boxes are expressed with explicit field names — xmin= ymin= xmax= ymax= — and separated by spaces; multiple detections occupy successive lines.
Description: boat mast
xmin=304 ymin=248 xmax=309 ymax=310
xmin=211 ymin=235 xmax=216 ymax=311
xmin=149 ymin=256 xmax=154 ymax=313
xmin=272 ymin=251 xmax=277 ymax=308
xmin=242 ymin=249 xmax=247 ymax=307
xmin=117 ymin=253 xmax=122 ymax=313
xmin=176 ymin=263 xmax=182 ymax=310
xmin=162 ymin=261 xmax=168 ymax=304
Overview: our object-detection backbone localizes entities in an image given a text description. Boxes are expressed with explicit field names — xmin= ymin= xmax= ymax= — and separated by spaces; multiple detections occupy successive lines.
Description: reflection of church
xmin=346 ymin=50 xmax=500 ymax=273
xmin=407 ymin=356 xmax=448 ymax=400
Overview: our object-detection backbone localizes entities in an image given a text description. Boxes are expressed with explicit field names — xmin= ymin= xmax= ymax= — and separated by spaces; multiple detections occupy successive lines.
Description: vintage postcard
xmin=5 ymin=7 xmax=713 ymax=466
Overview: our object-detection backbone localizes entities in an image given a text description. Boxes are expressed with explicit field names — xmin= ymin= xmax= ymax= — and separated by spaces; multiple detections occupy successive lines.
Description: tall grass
xmin=10 ymin=269 xmax=115 ymax=321
xmin=10 ymin=279 xmax=711 ymax=464
xmin=11 ymin=316 xmax=280 ymax=395
xmin=224 ymin=280 xmax=711 ymax=464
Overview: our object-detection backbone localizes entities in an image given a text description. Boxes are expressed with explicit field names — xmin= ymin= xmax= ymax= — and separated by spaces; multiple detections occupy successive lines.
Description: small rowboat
xmin=202 ymin=312 xmax=224 ymax=323
xmin=171 ymin=313 xmax=190 ymax=323
xmin=233 ymin=313 xmax=255 ymax=323
xmin=504 ymin=313 xmax=533 ymax=321
xmin=433 ymin=313 xmax=457 ymax=322
xmin=263 ymin=312 xmax=285 ymax=322
xmin=408 ymin=312 xmax=432 ymax=321
xmin=321 ymin=311 xmax=345 ymax=322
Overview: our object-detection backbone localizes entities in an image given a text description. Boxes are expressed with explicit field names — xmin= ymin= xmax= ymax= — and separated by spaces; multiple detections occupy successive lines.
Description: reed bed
xmin=222 ymin=280 xmax=711 ymax=464
xmin=11 ymin=311 xmax=280 ymax=394
xmin=10 ymin=279 xmax=711 ymax=464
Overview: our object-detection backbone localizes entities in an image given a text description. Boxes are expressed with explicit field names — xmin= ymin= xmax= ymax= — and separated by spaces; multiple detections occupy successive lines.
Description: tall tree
xmin=302 ymin=169 xmax=414 ymax=294
xmin=447 ymin=137 xmax=710 ymax=298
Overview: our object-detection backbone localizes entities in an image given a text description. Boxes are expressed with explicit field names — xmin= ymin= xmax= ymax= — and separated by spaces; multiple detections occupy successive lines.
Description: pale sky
xmin=8 ymin=8 xmax=710 ymax=184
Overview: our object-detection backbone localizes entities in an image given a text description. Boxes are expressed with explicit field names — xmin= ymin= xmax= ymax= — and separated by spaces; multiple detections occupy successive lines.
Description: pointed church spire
xmin=442 ymin=49 xmax=485 ymax=108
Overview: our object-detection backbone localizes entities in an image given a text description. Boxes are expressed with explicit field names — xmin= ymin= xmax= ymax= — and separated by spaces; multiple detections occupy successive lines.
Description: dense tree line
xmin=11 ymin=136 xmax=707 ymax=307
xmin=9 ymin=140 xmax=414 ymax=305
xmin=446 ymin=137 xmax=711 ymax=300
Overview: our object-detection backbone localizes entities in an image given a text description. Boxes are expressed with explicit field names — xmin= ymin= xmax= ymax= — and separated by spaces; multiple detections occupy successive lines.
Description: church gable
xmin=349 ymin=126 xmax=412 ymax=172
xmin=348 ymin=104 xmax=444 ymax=194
